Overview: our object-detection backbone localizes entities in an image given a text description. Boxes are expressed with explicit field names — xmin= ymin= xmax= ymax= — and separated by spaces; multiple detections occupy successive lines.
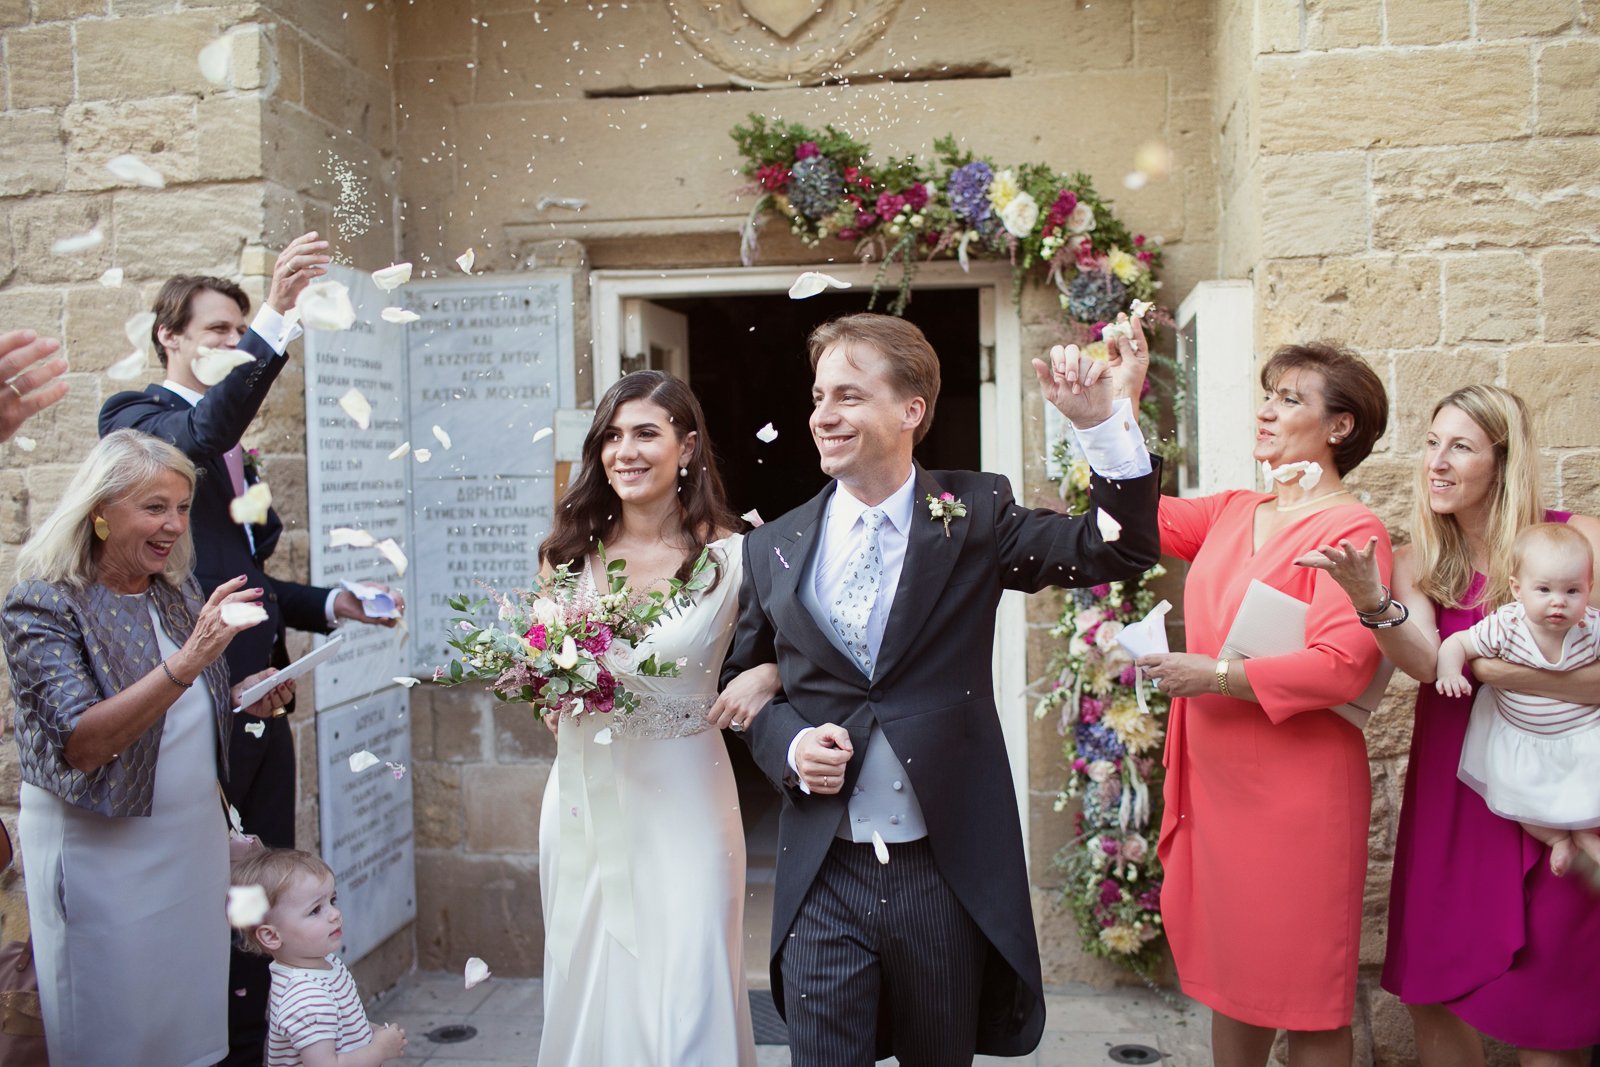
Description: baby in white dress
xmin=1437 ymin=522 xmax=1600 ymax=877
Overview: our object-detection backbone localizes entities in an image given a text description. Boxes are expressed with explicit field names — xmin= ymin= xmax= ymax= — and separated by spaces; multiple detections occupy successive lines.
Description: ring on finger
xmin=6 ymin=382 xmax=21 ymax=400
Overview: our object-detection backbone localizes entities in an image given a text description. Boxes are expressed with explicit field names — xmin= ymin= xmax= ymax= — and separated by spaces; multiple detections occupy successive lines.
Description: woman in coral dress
xmin=1135 ymin=342 xmax=1392 ymax=1067
xmin=1306 ymin=385 xmax=1600 ymax=1065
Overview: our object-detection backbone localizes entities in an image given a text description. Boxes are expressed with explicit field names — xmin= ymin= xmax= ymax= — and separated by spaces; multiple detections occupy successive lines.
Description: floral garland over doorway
xmin=730 ymin=115 xmax=1163 ymax=337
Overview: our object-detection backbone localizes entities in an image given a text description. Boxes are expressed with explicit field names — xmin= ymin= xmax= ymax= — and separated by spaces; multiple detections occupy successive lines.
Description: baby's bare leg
xmin=1570 ymin=828 xmax=1600 ymax=868
xmin=1520 ymin=822 xmax=1576 ymax=876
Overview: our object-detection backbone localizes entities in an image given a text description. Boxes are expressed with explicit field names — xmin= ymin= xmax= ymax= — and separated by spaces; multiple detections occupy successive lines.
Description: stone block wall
xmin=1214 ymin=2 xmax=1599 ymax=1063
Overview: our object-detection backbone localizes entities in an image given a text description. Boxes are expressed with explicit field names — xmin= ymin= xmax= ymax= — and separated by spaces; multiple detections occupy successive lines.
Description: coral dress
xmin=1384 ymin=511 xmax=1600 ymax=1050
xmin=1156 ymin=492 xmax=1392 ymax=1030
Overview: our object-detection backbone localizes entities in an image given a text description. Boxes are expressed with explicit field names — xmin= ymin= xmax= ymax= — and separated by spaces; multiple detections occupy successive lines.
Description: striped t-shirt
xmin=266 ymin=955 xmax=374 ymax=1066
xmin=1469 ymin=602 xmax=1600 ymax=735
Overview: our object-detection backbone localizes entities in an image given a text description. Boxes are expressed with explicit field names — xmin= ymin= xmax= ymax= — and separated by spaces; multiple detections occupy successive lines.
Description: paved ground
xmin=375 ymin=971 xmax=1213 ymax=1066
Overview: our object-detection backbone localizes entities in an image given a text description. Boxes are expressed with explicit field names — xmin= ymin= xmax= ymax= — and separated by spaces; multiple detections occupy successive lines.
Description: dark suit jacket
xmin=98 ymin=327 xmax=333 ymax=685
xmin=723 ymin=461 xmax=1162 ymax=1057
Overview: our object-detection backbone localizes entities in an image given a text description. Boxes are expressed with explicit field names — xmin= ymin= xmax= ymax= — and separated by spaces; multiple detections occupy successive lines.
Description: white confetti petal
xmin=338 ymin=387 xmax=371 ymax=429
xmin=12 ymin=437 xmax=36 ymax=452
xmin=371 ymin=262 xmax=413 ymax=291
xmin=348 ymin=750 xmax=380 ymax=773
xmin=392 ymin=676 xmax=420 ymax=689
xmin=243 ymin=720 xmax=265 ymax=738
xmin=226 ymin=885 xmax=270 ymax=929
xmin=1096 ymin=510 xmax=1123 ymax=543
xmin=192 ymin=346 xmax=254 ymax=386
xmin=1130 ymin=299 xmax=1153 ymax=320
xmin=531 ymin=426 xmax=553 ymax=444
xmin=431 ymin=424 xmax=452 ymax=449
xmin=229 ymin=482 xmax=273 ymax=526
xmin=375 ymin=537 xmax=409 ymax=576
xmin=380 ymin=307 xmax=420 ymax=324
xmin=105 ymin=153 xmax=165 ymax=189
xmin=535 ymin=195 xmax=588 ymax=212
xmin=51 ymin=227 xmax=104 ymax=255
xmin=551 ymin=635 xmax=579 ymax=670
xmin=1122 ymin=171 xmax=1149 ymax=190
xmin=384 ymin=761 xmax=408 ymax=780
xmin=123 ymin=311 xmax=156 ymax=351
xmin=221 ymin=601 xmax=269 ymax=627
xmin=387 ymin=441 xmax=411 ymax=460
xmin=1101 ymin=321 xmax=1132 ymax=344
xmin=198 ymin=33 xmax=233 ymax=87
xmin=787 ymin=271 xmax=852 ymax=300
xmin=413 ymin=448 xmax=432 ymax=463
xmin=755 ymin=422 xmax=778 ymax=444
xmin=871 ymin=830 xmax=890 ymax=865
xmin=106 ymin=349 xmax=148 ymax=381
xmin=463 ymin=957 xmax=491 ymax=989
xmin=297 ymin=279 xmax=357 ymax=332
xmin=456 ymin=248 xmax=476 ymax=274
xmin=741 ymin=509 xmax=764 ymax=527
xmin=329 ymin=527 xmax=375 ymax=548
xmin=98 ymin=267 xmax=124 ymax=288
xmin=592 ymin=726 xmax=613 ymax=746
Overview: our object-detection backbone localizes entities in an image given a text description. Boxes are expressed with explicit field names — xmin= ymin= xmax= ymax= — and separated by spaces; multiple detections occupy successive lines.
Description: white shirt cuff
xmin=324 ymin=589 xmax=340 ymax=627
xmin=787 ymin=727 xmax=814 ymax=795
xmin=251 ymin=306 xmax=298 ymax=356
xmin=1070 ymin=398 xmax=1153 ymax=480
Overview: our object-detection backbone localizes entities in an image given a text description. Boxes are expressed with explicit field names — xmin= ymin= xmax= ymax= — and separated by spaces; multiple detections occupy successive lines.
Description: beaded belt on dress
xmin=562 ymin=693 xmax=714 ymax=741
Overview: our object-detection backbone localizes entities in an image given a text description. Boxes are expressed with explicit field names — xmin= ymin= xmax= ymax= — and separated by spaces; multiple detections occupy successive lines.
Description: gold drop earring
xmin=93 ymin=516 xmax=111 ymax=541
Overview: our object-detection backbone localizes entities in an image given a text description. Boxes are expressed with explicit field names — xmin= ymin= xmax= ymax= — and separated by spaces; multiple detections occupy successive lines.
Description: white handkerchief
xmin=1116 ymin=600 xmax=1172 ymax=713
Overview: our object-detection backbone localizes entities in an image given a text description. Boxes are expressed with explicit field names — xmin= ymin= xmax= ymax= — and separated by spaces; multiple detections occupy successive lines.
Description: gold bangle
xmin=1215 ymin=658 xmax=1232 ymax=697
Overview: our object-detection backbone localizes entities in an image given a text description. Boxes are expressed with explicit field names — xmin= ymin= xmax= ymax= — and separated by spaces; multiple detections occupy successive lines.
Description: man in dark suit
xmin=723 ymin=313 xmax=1161 ymax=1065
xmin=98 ymin=233 xmax=402 ymax=1066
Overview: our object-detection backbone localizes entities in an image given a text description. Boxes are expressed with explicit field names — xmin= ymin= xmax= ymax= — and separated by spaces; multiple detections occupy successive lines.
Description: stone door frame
xmin=590 ymin=262 xmax=1033 ymax=858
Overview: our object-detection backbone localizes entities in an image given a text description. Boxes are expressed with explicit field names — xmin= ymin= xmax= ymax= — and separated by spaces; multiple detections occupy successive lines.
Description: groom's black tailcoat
xmin=724 ymin=462 xmax=1161 ymax=1057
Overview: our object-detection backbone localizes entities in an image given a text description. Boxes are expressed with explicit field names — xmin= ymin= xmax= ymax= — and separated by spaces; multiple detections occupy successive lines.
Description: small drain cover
xmin=425 ymin=1023 xmax=477 ymax=1044
xmin=1108 ymin=1045 xmax=1163 ymax=1064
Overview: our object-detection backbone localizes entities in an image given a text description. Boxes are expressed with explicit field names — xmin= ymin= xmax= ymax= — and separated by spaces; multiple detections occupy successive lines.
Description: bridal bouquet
xmin=437 ymin=548 xmax=715 ymax=718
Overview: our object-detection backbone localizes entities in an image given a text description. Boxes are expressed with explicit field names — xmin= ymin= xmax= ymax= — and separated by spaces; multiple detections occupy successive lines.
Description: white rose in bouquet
xmin=999 ymin=191 xmax=1039 ymax=237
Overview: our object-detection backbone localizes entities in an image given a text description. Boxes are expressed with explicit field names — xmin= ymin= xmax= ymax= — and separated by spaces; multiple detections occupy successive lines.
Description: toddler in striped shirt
xmin=1439 ymin=522 xmax=1600 ymax=877
xmin=233 ymin=849 xmax=408 ymax=1066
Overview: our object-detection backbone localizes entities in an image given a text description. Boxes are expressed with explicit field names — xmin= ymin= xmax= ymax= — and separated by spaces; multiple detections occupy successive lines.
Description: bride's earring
xmin=679 ymin=466 xmax=688 ymax=478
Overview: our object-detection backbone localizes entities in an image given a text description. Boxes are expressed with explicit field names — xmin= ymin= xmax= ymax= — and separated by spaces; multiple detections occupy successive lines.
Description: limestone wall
xmin=1216 ymin=2 xmax=1600 ymax=1062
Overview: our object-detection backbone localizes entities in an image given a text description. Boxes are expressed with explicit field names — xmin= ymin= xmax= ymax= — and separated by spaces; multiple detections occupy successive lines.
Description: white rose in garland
xmin=999 ymin=191 xmax=1040 ymax=237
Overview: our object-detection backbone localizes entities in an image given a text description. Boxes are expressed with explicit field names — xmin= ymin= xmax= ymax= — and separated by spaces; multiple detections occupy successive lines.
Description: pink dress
xmin=1383 ymin=510 xmax=1600 ymax=1050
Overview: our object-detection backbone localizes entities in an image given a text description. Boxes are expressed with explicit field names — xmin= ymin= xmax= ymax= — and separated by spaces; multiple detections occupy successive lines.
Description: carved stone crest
xmin=667 ymin=0 xmax=901 ymax=87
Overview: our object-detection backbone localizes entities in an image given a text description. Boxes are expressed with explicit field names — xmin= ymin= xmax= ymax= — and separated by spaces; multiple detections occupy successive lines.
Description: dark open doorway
xmin=647 ymin=288 xmax=985 ymax=983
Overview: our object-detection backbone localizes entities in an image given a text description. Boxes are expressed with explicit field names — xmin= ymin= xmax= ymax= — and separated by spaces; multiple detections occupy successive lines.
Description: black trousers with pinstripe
xmin=782 ymin=837 xmax=990 ymax=1067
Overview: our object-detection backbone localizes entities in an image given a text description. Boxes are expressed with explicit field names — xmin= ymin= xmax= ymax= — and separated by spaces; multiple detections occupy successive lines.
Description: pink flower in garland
xmin=756 ymin=163 xmax=791 ymax=191
xmin=905 ymin=182 xmax=930 ymax=211
xmin=1099 ymin=879 xmax=1122 ymax=905
xmin=875 ymin=192 xmax=907 ymax=221
xmin=794 ymin=141 xmax=820 ymax=160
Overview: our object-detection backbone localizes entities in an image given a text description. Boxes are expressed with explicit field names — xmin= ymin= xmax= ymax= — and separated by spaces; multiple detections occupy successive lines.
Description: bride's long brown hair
xmin=539 ymin=371 xmax=737 ymax=589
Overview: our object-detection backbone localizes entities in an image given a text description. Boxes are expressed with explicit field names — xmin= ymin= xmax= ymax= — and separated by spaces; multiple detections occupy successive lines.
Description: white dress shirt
xmin=786 ymin=402 xmax=1153 ymax=786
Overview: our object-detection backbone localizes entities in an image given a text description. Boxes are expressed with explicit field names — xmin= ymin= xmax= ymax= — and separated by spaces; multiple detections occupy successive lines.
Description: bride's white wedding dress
xmin=537 ymin=534 xmax=757 ymax=1066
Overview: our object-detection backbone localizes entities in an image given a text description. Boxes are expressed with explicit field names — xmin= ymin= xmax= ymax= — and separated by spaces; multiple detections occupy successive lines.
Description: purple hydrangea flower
xmin=948 ymin=160 xmax=994 ymax=223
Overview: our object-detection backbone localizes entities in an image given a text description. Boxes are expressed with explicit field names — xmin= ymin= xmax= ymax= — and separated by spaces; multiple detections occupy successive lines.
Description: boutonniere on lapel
xmin=242 ymin=447 xmax=262 ymax=481
xmin=925 ymin=492 xmax=967 ymax=538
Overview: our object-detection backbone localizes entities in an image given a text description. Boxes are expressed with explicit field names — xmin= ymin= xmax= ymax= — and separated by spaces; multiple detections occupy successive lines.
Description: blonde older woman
xmin=0 ymin=429 xmax=290 ymax=1067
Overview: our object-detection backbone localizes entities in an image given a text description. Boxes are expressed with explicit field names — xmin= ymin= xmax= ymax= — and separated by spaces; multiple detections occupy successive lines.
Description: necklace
xmin=1274 ymin=488 xmax=1353 ymax=514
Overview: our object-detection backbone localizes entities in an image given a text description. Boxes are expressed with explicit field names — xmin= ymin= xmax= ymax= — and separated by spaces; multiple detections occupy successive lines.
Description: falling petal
xmin=593 ymin=726 xmax=613 ymax=745
xmin=755 ymin=422 xmax=778 ymax=444
xmin=371 ymin=262 xmax=413 ymax=291
xmin=463 ymin=957 xmax=491 ymax=989
xmin=535 ymin=196 xmax=587 ymax=211
xmin=741 ymin=509 xmax=764 ymax=528
xmin=1130 ymin=299 xmax=1153 ymax=319
xmin=381 ymin=307 xmax=420 ymax=324
xmin=1101 ymin=321 xmax=1132 ymax=343
xmin=375 ymin=537 xmax=409 ymax=576
xmin=106 ymin=349 xmax=148 ymax=381
xmin=123 ymin=311 xmax=156 ymax=350
xmin=531 ymin=426 xmax=553 ymax=444
xmin=220 ymin=602 xmax=269 ymax=627
xmin=243 ymin=720 xmax=265 ymax=738
xmin=387 ymin=441 xmax=411 ymax=460
xmin=229 ymin=482 xmax=273 ymax=525
xmin=297 ymin=279 xmax=357 ymax=331
xmin=787 ymin=271 xmax=851 ymax=300
xmin=338 ymin=387 xmax=371 ymax=429
xmin=193 ymin=346 xmax=255 ymax=386
xmin=51 ymin=227 xmax=104 ymax=255
xmin=1134 ymin=140 xmax=1174 ymax=179
xmin=871 ymin=830 xmax=890 ymax=865
xmin=1096 ymin=510 xmax=1123 ymax=543
xmin=413 ymin=448 xmax=432 ymax=463
xmin=392 ymin=676 xmax=420 ymax=688
xmin=456 ymin=248 xmax=475 ymax=274
xmin=12 ymin=437 xmax=36 ymax=452
xmin=385 ymin=761 xmax=407 ymax=780
xmin=1122 ymin=171 xmax=1148 ymax=190
xmin=551 ymin=635 xmax=579 ymax=670
xmin=98 ymin=267 xmax=124 ymax=288
xmin=348 ymin=750 xmax=380 ymax=773
xmin=105 ymin=154 xmax=166 ymax=189
xmin=226 ymin=885 xmax=270 ymax=929
xmin=432 ymin=424 xmax=452 ymax=449
xmin=329 ymin=527 xmax=375 ymax=548
xmin=198 ymin=33 xmax=232 ymax=87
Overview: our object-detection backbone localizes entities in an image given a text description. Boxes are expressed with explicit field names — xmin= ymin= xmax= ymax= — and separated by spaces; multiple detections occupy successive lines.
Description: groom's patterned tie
xmin=829 ymin=507 xmax=887 ymax=675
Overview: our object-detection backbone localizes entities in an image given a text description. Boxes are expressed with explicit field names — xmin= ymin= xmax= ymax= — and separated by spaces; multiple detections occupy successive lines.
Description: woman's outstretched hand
xmin=1295 ymin=536 xmax=1387 ymax=613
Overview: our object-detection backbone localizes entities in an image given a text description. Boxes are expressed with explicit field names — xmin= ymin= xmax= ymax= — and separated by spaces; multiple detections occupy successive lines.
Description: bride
xmin=536 ymin=370 xmax=776 ymax=1066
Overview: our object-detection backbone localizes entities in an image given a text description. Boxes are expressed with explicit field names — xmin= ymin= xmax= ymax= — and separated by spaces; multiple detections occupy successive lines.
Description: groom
xmin=723 ymin=312 xmax=1162 ymax=1064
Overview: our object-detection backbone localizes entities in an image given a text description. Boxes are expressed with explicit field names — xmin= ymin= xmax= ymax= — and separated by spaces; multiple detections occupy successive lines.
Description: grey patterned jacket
xmin=0 ymin=577 xmax=232 ymax=817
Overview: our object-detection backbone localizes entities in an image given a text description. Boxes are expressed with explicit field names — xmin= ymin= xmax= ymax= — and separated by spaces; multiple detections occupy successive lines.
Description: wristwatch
xmin=1215 ymin=659 xmax=1232 ymax=697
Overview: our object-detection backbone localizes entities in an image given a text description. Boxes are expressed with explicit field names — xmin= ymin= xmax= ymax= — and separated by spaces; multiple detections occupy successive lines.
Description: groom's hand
xmin=1031 ymin=344 xmax=1114 ymax=429
xmin=795 ymin=724 xmax=853 ymax=795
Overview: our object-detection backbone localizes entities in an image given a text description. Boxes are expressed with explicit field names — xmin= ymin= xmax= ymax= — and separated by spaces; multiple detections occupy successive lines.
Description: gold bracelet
xmin=1215 ymin=658 xmax=1232 ymax=697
